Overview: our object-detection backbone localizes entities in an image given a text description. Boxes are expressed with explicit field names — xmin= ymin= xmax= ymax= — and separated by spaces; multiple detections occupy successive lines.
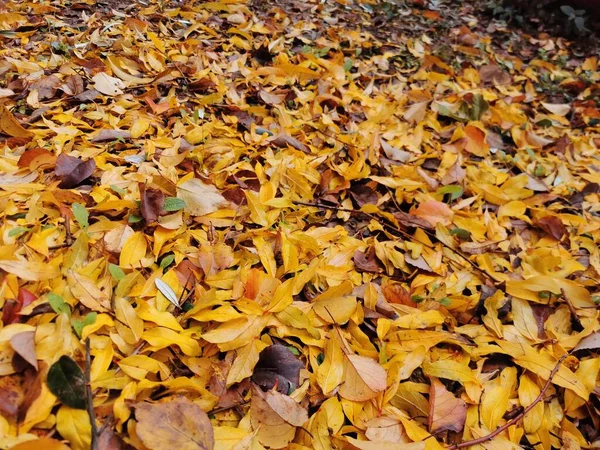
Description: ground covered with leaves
xmin=0 ymin=0 xmax=600 ymax=448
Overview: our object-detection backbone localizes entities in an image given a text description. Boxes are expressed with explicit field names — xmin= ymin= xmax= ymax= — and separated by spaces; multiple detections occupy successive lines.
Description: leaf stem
xmin=85 ymin=338 xmax=99 ymax=450
xmin=446 ymin=354 xmax=568 ymax=449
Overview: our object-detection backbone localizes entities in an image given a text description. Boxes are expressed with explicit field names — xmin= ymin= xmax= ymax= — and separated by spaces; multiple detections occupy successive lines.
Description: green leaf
xmin=160 ymin=254 xmax=175 ymax=269
xmin=109 ymin=263 xmax=125 ymax=281
xmin=439 ymin=297 xmax=451 ymax=306
xmin=48 ymin=293 xmax=71 ymax=318
xmin=8 ymin=227 xmax=29 ymax=238
xmin=47 ymin=355 xmax=87 ymax=409
xmin=110 ymin=184 xmax=126 ymax=195
xmin=163 ymin=197 xmax=186 ymax=212
xmin=128 ymin=214 xmax=143 ymax=224
xmin=467 ymin=94 xmax=489 ymax=121
xmin=536 ymin=119 xmax=553 ymax=128
xmin=344 ymin=58 xmax=353 ymax=72
xmin=449 ymin=228 xmax=471 ymax=240
xmin=411 ymin=295 xmax=424 ymax=303
xmin=72 ymin=312 xmax=97 ymax=338
xmin=438 ymin=185 xmax=464 ymax=201
xmin=72 ymin=203 xmax=89 ymax=230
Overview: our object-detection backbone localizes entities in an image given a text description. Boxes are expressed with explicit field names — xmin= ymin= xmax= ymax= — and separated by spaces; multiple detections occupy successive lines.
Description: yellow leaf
xmin=339 ymin=354 xmax=387 ymax=402
xmin=202 ymin=315 xmax=269 ymax=351
xmin=226 ymin=339 xmax=268 ymax=386
xmin=118 ymin=354 xmax=170 ymax=380
xmin=518 ymin=373 xmax=543 ymax=433
xmin=120 ymin=232 xmax=150 ymax=268
xmin=422 ymin=360 xmax=478 ymax=384
xmin=0 ymin=259 xmax=59 ymax=281
xmin=68 ymin=271 xmax=111 ymax=312
xmin=317 ymin=333 xmax=344 ymax=395
xmin=10 ymin=438 xmax=70 ymax=450
xmin=497 ymin=341 xmax=589 ymax=399
xmin=115 ymin=297 xmax=144 ymax=342
xmin=0 ymin=104 xmax=33 ymax=137
xmin=480 ymin=366 xmax=516 ymax=430
xmin=56 ymin=406 xmax=91 ymax=450
xmin=142 ymin=327 xmax=201 ymax=356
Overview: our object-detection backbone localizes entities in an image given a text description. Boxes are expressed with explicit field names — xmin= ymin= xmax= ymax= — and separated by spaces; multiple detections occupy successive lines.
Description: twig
xmin=85 ymin=338 xmax=99 ymax=450
xmin=447 ymin=354 xmax=568 ymax=449
xmin=294 ymin=200 xmax=496 ymax=283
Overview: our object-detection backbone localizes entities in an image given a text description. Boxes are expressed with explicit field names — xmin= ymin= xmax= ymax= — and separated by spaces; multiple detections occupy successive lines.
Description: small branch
xmin=85 ymin=338 xmax=99 ymax=450
xmin=294 ymin=201 xmax=496 ymax=283
xmin=447 ymin=354 xmax=568 ymax=449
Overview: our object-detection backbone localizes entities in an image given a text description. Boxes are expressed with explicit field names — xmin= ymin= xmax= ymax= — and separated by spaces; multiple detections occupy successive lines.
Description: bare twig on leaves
xmin=447 ymin=354 xmax=568 ymax=449
xmin=294 ymin=200 xmax=496 ymax=283
xmin=85 ymin=338 xmax=99 ymax=450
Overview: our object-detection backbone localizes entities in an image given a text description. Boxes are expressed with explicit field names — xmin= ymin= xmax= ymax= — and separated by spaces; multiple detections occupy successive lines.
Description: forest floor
xmin=0 ymin=0 xmax=600 ymax=449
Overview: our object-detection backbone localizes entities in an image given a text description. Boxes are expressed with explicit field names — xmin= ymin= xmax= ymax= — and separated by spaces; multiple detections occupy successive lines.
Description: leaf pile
xmin=0 ymin=0 xmax=600 ymax=448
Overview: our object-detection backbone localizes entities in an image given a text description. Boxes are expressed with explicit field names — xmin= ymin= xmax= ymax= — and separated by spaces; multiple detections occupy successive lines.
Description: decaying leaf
xmin=55 ymin=154 xmax=96 ymax=188
xmin=428 ymin=378 xmax=467 ymax=433
xmin=135 ymin=398 xmax=214 ymax=450
xmin=250 ymin=386 xmax=308 ymax=449
xmin=252 ymin=344 xmax=304 ymax=393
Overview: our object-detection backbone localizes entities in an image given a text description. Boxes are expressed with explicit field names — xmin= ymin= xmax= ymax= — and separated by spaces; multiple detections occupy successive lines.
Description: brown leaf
xmin=382 ymin=284 xmax=417 ymax=307
xmin=394 ymin=210 xmax=435 ymax=230
xmin=270 ymin=134 xmax=310 ymax=153
xmin=479 ymin=64 xmax=511 ymax=86
xmin=55 ymin=153 xmax=96 ymax=188
xmin=98 ymin=426 xmax=133 ymax=450
xmin=460 ymin=240 xmax=499 ymax=255
xmin=90 ymin=129 xmax=131 ymax=142
xmin=574 ymin=332 xmax=600 ymax=352
xmin=30 ymin=75 xmax=61 ymax=100
xmin=135 ymin=397 xmax=214 ymax=450
xmin=535 ymin=216 xmax=567 ymax=241
xmin=428 ymin=378 xmax=467 ymax=433
xmin=354 ymin=248 xmax=383 ymax=273
xmin=0 ymin=375 xmax=23 ymax=418
xmin=10 ymin=331 xmax=38 ymax=371
xmin=441 ymin=161 xmax=466 ymax=185
xmin=250 ymin=386 xmax=308 ymax=449
xmin=60 ymin=74 xmax=84 ymax=96
xmin=252 ymin=344 xmax=304 ymax=394
xmin=140 ymin=184 xmax=165 ymax=223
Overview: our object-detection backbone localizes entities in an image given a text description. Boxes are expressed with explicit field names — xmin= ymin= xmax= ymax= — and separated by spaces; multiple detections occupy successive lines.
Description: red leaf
xmin=139 ymin=184 xmax=165 ymax=223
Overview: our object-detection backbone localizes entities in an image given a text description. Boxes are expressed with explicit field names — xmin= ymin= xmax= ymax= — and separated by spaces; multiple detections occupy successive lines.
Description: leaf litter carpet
xmin=0 ymin=0 xmax=600 ymax=448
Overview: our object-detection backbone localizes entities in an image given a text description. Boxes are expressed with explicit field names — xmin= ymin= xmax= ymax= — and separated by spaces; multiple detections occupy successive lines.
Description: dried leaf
xmin=252 ymin=344 xmax=304 ymax=393
xmin=10 ymin=331 xmax=38 ymax=370
xmin=428 ymin=378 xmax=467 ymax=433
xmin=135 ymin=398 xmax=214 ymax=450
xmin=55 ymin=154 xmax=96 ymax=188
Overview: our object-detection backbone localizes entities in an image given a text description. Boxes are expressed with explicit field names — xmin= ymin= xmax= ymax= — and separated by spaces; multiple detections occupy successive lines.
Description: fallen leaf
xmin=252 ymin=344 xmax=304 ymax=393
xmin=411 ymin=200 xmax=453 ymax=226
xmin=55 ymin=153 xmax=96 ymax=188
xmin=339 ymin=355 xmax=387 ymax=401
xmin=0 ymin=104 xmax=33 ymax=138
xmin=135 ymin=397 xmax=214 ymax=450
xmin=47 ymin=356 xmax=86 ymax=409
xmin=428 ymin=378 xmax=467 ymax=433
xmin=177 ymin=178 xmax=230 ymax=216
xmin=250 ymin=386 xmax=308 ymax=449
xmin=10 ymin=331 xmax=38 ymax=370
